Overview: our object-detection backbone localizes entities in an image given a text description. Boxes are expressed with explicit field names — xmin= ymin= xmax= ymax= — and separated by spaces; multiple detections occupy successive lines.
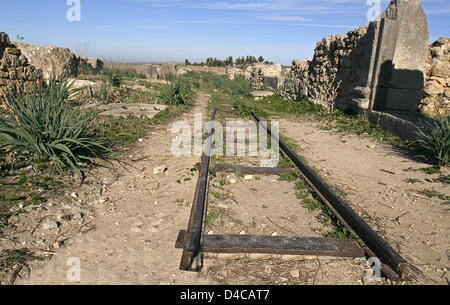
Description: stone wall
xmin=419 ymin=37 xmax=450 ymax=116
xmin=136 ymin=62 xmax=190 ymax=80
xmin=0 ymin=32 xmax=43 ymax=105
xmin=15 ymin=42 xmax=102 ymax=80
xmin=279 ymin=26 xmax=369 ymax=108
xmin=227 ymin=63 xmax=287 ymax=91
xmin=279 ymin=0 xmax=439 ymax=115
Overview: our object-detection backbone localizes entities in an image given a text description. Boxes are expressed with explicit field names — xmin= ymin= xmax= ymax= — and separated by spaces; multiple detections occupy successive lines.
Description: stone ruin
xmin=15 ymin=41 xmax=104 ymax=81
xmin=136 ymin=62 xmax=188 ymax=80
xmin=278 ymin=0 xmax=449 ymax=139
xmin=351 ymin=0 xmax=429 ymax=113
xmin=1 ymin=31 xmax=105 ymax=106
xmin=227 ymin=63 xmax=287 ymax=91
xmin=0 ymin=32 xmax=43 ymax=105
xmin=421 ymin=37 xmax=450 ymax=116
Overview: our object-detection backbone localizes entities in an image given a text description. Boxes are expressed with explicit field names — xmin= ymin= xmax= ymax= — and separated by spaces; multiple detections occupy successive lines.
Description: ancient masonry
xmin=0 ymin=32 xmax=43 ymax=105
xmin=278 ymin=0 xmax=449 ymax=119
xmin=421 ymin=37 xmax=450 ymax=116
xmin=0 ymin=31 xmax=105 ymax=105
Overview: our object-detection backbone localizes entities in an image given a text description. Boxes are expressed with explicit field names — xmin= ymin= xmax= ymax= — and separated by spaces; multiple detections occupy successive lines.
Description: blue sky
xmin=0 ymin=0 xmax=448 ymax=65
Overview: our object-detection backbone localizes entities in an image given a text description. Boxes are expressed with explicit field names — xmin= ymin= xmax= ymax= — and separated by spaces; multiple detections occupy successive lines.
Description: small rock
xmin=138 ymin=138 xmax=144 ymax=143
xmin=52 ymin=241 xmax=61 ymax=249
xmin=55 ymin=209 xmax=68 ymax=220
xmin=290 ymin=269 xmax=300 ymax=278
xmin=131 ymin=227 xmax=142 ymax=233
xmin=70 ymin=192 xmax=78 ymax=199
xmin=271 ymin=232 xmax=278 ymax=236
xmin=239 ymin=230 xmax=246 ymax=235
xmin=148 ymin=227 xmax=158 ymax=233
xmin=230 ymin=179 xmax=237 ymax=184
xmin=153 ymin=166 xmax=167 ymax=175
xmin=43 ymin=221 xmax=59 ymax=230
xmin=244 ymin=175 xmax=253 ymax=180
xmin=97 ymin=199 xmax=106 ymax=204
xmin=207 ymin=230 xmax=214 ymax=235
xmin=151 ymin=218 xmax=163 ymax=227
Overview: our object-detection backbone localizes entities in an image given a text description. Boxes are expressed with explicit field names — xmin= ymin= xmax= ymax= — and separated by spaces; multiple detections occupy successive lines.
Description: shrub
xmin=229 ymin=75 xmax=253 ymax=97
xmin=0 ymin=76 xmax=105 ymax=176
xmin=158 ymin=77 xmax=193 ymax=106
xmin=415 ymin=115 xmax=450 ymax=166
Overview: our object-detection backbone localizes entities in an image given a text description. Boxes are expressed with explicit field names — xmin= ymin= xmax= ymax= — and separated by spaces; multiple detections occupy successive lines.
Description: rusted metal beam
xmin=251 ymin=111 xmax=409 ymax=279
xmin=176 ymin=231 xmax=364 ymax=257
xmin=179 ymin=105 xmax=217 ymax=271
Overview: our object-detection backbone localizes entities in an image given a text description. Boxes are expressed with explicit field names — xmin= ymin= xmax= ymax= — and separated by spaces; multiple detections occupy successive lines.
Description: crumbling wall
xmin=16 ymin=42 xmax=90 ymax=80
xmin=419 ymin=37 xmax=450 ymax=116
xmin=0 ymin=32 xmax=43 ymax=105
xmin=227 ymin=63 xmax=286 ymax=91
xmin=278 ymin=26 xmax=369 ymax=108
xmin=279 ymin=0 xmax=435 ymax=115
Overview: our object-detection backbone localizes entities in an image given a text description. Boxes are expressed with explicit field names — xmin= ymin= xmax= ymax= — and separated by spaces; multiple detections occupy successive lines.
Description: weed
xmin=211 ymin=191 xmax=221 ymax=199
xmin=278 ymin=171 xmax=301 ymax=182
xmin=0 ymin=249 xmax=43 ymax=270
xmin=205 ymin=212 xmax=218 ymax=226
xmin=415 ymin=115 xmax=450 ymax=166
xmin=233 ymin=219 xmax=243 ymax=225
xmin=433 ymin=175 xmax=450 ymax=185
xmin=415 ymin=189 xmax=449 ymax=201
xmin=0 ymin=75 xmax=105 ymax=176
xmin=300 ymin=198 xmax=322 ymax=212
xmin=158 ymin=77 xmax=193 ymax=106
xmin=404 ymin=178 xmax=422 ymax=184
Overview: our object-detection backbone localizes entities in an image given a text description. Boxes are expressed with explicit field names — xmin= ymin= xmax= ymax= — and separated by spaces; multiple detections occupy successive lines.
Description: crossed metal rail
xmin=176 ymin=104 xmax=410 ymax=281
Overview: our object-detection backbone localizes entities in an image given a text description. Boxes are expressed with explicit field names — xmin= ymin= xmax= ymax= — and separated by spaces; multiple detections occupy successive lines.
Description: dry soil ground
xmin=10 ymin=90 xmax=449 ymax=285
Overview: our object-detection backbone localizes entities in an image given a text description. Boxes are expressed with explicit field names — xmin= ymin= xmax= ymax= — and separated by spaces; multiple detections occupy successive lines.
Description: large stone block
xmin=384 ymin=88 xmax=422 ymax=112
xmin=15 ymin=42 xmax=80 ymax=80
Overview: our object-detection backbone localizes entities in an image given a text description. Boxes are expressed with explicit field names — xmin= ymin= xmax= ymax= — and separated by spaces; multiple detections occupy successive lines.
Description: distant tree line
xmin=185 ymin=56 xmax=273 ymax=67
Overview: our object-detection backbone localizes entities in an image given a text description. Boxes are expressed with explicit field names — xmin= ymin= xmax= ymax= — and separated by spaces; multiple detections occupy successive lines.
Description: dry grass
xmin=203 ymin=255 xmax=327 ymax=285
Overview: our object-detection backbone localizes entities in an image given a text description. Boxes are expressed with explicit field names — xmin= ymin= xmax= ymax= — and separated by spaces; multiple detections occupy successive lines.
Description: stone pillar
xmin=352 ymin=0 xmax=429 ymax=112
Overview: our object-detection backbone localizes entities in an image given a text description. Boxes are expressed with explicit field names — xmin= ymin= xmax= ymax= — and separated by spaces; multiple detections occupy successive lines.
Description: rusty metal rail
xmin=177 ymin=104 xmax=410 ymax=280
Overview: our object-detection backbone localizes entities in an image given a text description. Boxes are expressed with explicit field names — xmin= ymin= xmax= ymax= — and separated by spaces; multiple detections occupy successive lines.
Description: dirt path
xmin=17 ymin=92 xmax=216 ymax=285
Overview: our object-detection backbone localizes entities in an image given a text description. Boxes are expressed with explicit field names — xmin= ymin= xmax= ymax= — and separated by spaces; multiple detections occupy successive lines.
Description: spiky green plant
xmin=0 ymin=76 xmax=105 ymax=176
xmin=158 ymin=77 xmax=193 ymax=106
xmin=415 ymin=115 xmax=450 ymax=167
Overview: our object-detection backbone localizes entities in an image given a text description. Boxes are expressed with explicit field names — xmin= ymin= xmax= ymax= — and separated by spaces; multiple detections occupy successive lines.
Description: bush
xmin=158 ymin=77 xmax=193 ymax=106
xmin=415 ymin=115 xmax=450 ymax=166
xmin=0 ymin=76 xmax=105 ymax=176
xmin=229 ymin=75 xmax=253 ymax=97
